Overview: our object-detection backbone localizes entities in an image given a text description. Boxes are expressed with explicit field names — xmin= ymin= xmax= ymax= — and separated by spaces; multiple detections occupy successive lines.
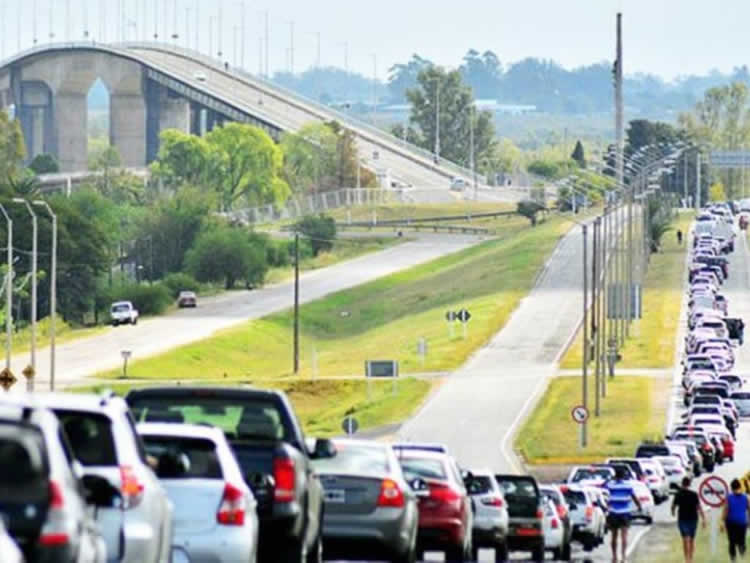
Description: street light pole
xmin=435 ymin=79 xmax=441 ymax=162
xmin=0 ymin=204 xmax=12 ymax=377
xmin=34 ymin=201 xmax=56 ymax=390
xmin=13 ymin=198 xmax=36 ymax=391
xmin=293 ymin=233 xmax=300 ymax=374
xmin=593 ymin=217 xmax=601 ymax=417
xmin=581 ymin=223 xmax=589 ymax=448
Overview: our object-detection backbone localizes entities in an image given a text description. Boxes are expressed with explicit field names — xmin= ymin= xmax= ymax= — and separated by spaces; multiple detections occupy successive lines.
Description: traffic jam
xmin=0 ymin=206 xmax=748 ymax=563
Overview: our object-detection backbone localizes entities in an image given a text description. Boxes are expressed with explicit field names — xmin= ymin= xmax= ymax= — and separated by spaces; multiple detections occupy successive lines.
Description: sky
xmin=0 ymin=0 xmax=748 ymax=81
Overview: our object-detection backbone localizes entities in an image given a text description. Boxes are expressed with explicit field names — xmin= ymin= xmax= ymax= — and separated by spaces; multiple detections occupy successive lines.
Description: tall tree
xmin=571 ymin=140 xmax=586 ymax=168
xmin=460 ymin=49 xmax=503 ymax=99
xmin=387 ymin=54 xmax=434 ymax=103
xmin=625 ymin=119 xmax=681 ymax=154
xmin=150 ymin=129 xmax=215 ymax=190
xmin=0 ymin=109 xmax=26 ymax=181
xmin=406 ymin=66 xmax=496 ymax=167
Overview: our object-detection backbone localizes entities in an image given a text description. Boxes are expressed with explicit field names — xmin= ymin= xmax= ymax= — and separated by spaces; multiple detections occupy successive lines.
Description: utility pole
xmin=288 ymin=21 xmax=295 ymax=74
xmin=240 ymin=2 xmax=246 ymax=69
xmin=293 ymin=233 xmax=299 ymax=374
xmin=265 ymin=10 xmax=270 ymax=77
xmin=0 ymin=205 xmax=12 ymax=378
xmin=14 ymin=199 xmax=36 ymax=391
xmin=683 ymin=151 xmax=688 ymax=207
xmin=469 ymin=104 xmax=476 ymax=198
xmin=601 ymin=206 xmax=609 ymax=398
xmin=371 ymin=54 xmax=378 ymax=126
xmin=593 ymin=217 xmax=601 ymax=417
xmin=696 ymin=153 xmax=701 ymax=210
xmin=581 ymin=223 xmax=589 ymax=447
xmin=435 ymin=80 xmax=441 ymax=162
xmin=34 ymin=201 xmax=55 ymax=391
xmin=218 ymin=0 xmax=223 ymax=59
xmin=615 ymin=12 xmax=624 ymax=190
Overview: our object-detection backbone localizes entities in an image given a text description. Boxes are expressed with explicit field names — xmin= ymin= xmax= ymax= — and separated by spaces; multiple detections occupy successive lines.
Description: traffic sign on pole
xmin=571 ymin=405 xmax=589 ymax=424
xmin=699 ymin=475 xmax=729 ymax=508
xmin=0 ymin=367 xmax=17 ymax=391
xmin=457 ymin=309 xmax=471 ymax=323
xmin=341 ymin=416 xmax=359 ymax=435
xmin=445 ymin=311 xmax=457 ymax=322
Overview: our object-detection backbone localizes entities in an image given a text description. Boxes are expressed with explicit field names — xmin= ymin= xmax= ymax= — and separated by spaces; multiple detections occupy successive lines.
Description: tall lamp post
xmin=34 ymin=201 xmax=56 ymax=391
xmin=0 ymin=204 xmax=12 ymax=377
xmin=13 ymin=198 xmax=37 ymax=391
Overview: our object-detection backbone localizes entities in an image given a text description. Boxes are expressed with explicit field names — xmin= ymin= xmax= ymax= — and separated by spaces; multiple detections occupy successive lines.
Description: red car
xmin=397 ymin=450 xmax=473 ymax=561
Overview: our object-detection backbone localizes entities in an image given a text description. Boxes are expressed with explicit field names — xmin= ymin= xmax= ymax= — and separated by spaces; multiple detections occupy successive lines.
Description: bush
xmin=107 ymin=282 xmax=172 ymax=316
xmin=162 ymin=272 xmax=202 ymax=299
xmin=294 ymin=214 xmax=337 ymax=256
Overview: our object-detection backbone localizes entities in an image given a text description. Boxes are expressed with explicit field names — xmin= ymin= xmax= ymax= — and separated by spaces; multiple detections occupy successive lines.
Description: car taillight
xmin=585 ymin=506 xmax=593 ymax=522
xmin=39 ymin=481 xmax=69 ymax=547
xmin=639 ymin=496 xmax=651 ymax=503
xmin=217 ymin=483 xmax=246 ymax=526
xmin=556 ymin=504 xmax=567 ymax=518
xmin=273 ymin=457 xmax=296 ymax=502
xmin=481 ymin=496 xmax=504 ymax=508
xmin=536 ymin=508 xmax=544 ymax=520
xmin=429 ymin=483 xmax=462 ymax=509
xmin=551 ymin=518 xmax=560 ymax=529
xmin=120 ymin=465 xmax=144 ymax=509
xmin=377 ymin=479 xmax=405 ymax=508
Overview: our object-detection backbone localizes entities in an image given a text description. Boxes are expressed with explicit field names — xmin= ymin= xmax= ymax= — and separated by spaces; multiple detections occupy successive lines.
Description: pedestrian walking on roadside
xmin=722 ymin=479 xmax=750 ymax=561
xmin=606 ymin=467 xmax=643 ymax=563
xmin=677 ymin=229 xmax=683 ymax=245
xmin=671 ymin=477 xmax=705 ymax=563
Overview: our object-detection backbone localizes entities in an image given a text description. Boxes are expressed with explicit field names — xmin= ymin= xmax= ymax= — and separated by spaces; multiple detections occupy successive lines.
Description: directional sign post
xmin=571 ymin=405 xmax=589 ymax=424
xmin=457 ymin=309 xmax=471 ymax=339
xmin=700 ymin=475 xmax=729 ymax=556
xmin=445 ymin=311 xmax=456 ymax=339
xmin=341 ymin=416 xmax=359 ymax=436
xmin=22 ymin=364 xmax=35 ymax=393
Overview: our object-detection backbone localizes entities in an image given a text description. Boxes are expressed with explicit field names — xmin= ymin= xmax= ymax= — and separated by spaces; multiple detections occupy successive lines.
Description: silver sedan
xmin=313 ymin=439 xmax=420 ymax=563
xmin=138 ymin=422 xmax=259 ymax=563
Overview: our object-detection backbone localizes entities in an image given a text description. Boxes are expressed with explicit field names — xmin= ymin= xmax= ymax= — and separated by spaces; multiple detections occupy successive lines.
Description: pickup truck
xmin=126 ymin=386 xmax=335 ymax=563
xmin=110 ymin=300 xmax=139 ymax=326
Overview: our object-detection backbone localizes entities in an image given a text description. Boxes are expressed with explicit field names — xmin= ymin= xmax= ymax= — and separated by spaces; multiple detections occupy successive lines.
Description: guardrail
xmin=337 ymin=223 xmax=492 ymax=235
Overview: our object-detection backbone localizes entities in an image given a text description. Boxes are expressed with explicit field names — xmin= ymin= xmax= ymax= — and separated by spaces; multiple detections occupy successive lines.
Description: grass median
xmin=74 ymin=377 xmax=432 ymax=437
xmin=560 ymin=213 xmax=693 ymax=369
xmin=96 ymin=216 xmax=571 ymax=382
xmin=515 ymin=375 xmax=670 ymax=465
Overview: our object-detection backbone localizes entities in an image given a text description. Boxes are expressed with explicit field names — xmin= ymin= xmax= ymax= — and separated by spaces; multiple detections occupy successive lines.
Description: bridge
xmin=0 ymin=42 xmax=475 ymax=189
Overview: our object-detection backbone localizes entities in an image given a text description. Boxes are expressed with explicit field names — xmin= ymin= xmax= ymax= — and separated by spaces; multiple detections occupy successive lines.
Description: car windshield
xmin=314 ymin=442 xmax=390 ymax=477
xmin=56 ymin=410 xmax=118 ymax=467
xmin=398 ymin=456 xmax=446 ymax=480
xmin=111 ymin=304 xmax=130 ymax=312
xmin=141 ymin=435 xmax=223 ymax=479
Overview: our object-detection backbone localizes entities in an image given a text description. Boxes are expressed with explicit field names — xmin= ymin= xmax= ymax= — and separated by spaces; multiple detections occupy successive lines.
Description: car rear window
xmin=398 ymin=457 xmax=446 ymax=480
xmin=130 ymin=396 xmax=290 ymax=442
xmin=495 ymin=476 xmax=538 ymax=498
xmin=142 ymin=436 xmax=223 ymax=479
xmin=0 ymin=436 xmax=47 ymax=485
xmin=55 ymin=410 xmax=118 ymax=466
xmin=572 ymin=468 xmax=612 ymax=480
xmin=562 ymin=489 xmax=587 ymax=506
xmin=469 ymin=476 xmax=496 ymax=495
xmin=732 ymin=392 xmax=750 ymax=400
xmin=314 ymin=443 xmax=389 ymax=477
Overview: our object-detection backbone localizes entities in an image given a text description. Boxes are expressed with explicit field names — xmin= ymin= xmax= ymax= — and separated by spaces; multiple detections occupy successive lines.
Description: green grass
xmin=560 ymin=213 xmax=693 ymax=369
xmin=94 ymin=216 xmax=571 ymax=382
xmin=265 ymin=237 xmax=406 ymax=284
xmin=515 ymin=375 xmax=670 ymax=464
xmin=9 ymin=316 xmax=106 ymax=357
xmin=72 ymin=377 xmax=432 ymax=437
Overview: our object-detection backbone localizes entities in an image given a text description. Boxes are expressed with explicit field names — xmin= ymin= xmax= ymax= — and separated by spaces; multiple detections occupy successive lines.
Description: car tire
xmin=560 ymin=541 xmax=572 ymax=561
xmin=495 ymin=542 xmax=509 ymax=562
xmin=444 ymin=546 xmax=465 ymax=562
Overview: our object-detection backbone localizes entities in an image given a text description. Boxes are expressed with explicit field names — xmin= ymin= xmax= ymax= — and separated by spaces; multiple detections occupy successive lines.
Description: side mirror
xmin=409 ymin=478 xmax=430 ymax=497
xmin=82 ymin=474 xmax=122 ymax=508
xmin=311 ymin=438 xmax=337 ymax=460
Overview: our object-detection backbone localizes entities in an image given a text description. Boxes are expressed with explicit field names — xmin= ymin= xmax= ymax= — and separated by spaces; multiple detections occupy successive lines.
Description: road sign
xmin=571 ymin=405 xmax=589 ymax=424
xmin=22 ymin=364 xmax=35 ymax=380
xmin=457 ymin=309 xmax=471 ymax=323
xmin=445 ymin=311 xmax=457 ymax=322
xmin=341 ymin=416 xmax=359 ymax=435
xmin=365 ymin=360 xmax=399 ymax=378
xmin=0 ymin=367 xmax=17 ymax=391
xmin=699 ymin=475 xmax=729 ymax=508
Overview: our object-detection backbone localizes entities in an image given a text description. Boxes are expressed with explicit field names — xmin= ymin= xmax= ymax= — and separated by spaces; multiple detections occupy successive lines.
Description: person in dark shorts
xmin=671 ymin=477 xmax=705 ymax=563
xmin=606 ymin=467 xmax=642 ymax=562
xmin=723 ymin=479 xmax=750 ymax=561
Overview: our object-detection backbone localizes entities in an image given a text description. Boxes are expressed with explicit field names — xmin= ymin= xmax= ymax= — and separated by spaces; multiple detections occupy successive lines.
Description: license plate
xmin=324 ymin=489 xmax=346 ymax=504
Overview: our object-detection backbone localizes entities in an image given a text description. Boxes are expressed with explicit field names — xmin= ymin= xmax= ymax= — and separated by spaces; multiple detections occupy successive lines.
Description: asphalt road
xmin=13 ymin=234 xmax=480 ymax=390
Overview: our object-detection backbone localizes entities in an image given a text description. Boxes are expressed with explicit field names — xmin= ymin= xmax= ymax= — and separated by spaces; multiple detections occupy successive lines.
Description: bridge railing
xmin=119 ymin=41 xmax=483 ymax=184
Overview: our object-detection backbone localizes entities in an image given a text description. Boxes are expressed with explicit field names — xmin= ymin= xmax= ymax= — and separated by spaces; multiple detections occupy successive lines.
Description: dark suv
xmin=494 ymin=474 xmax=544 ymax=561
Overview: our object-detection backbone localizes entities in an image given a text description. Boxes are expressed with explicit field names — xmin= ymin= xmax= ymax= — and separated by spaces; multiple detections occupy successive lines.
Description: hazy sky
xmin=1 ymin=0 xmax=748 ymax=81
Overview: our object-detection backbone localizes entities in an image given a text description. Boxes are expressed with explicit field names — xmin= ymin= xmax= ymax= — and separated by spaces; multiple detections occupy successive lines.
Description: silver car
xmin=467 ymin=470 xmax=509 ymax=562
xmin=11 ymin=392 xmax=174 ymax=563
xmin=313 ymin=439 xmax=419 ymax=563
xmin=138 ymin=423 xmax=259 ymax=563
xmin=731 ymin=390 xmax=750 ymax=417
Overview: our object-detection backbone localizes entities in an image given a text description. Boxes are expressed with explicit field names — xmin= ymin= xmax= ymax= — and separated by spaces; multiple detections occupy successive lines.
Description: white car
xmin=138 ymin=423 xmax=260 ymax=563
xmin=467 ymin=469 xmax=509 ymax=561
xmin=560 ymin=485 xmax=603 ymax=552
xmin=9 ymin=392 xmax=174 ymax=563
xmin=639 ymin=459 xmax=669 ymax=503
xmin=111 ymin=301 xmax=139 ymax=326
xmin=542 ymin=497 xmax=564 ymax=557
xmin=653 ymin=455 xmax=689 ymax=490
xmin=566 ymin=465 xmax=615 ymax=488
xmin=630 ymin=480 xmax=655 ymax=524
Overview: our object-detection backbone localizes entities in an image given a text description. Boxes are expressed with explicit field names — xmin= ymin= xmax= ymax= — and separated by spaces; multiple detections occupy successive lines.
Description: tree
xmin=406 ymin=66 xmax=496 ymax=167
xmin=387 ymin=54 xmax=434 ymax=103
xmin=709 ymin=181 xmax=728 ymax=202
xmin=150 ymin=129 xmax=215 ymax=190
xmin=28 ymin=153 xmax=59 ymax=175
xmin=625 ymin=119 xmax=681 ymax=154
xmin=459 ymin=49 xmax=502 ymax=99
xmin=294 ymin=215 xmax=337 ymax=256
xmin=0 ymin=109 xmax=26 ymax=182
xmin=186 ymin=225 xmax=269 ymax=289
xmin=571 ymin=140 xmax=586 ymax=168
xmin=205 ymin=123 xmax=290 ymax=210
xmin=517 ymin=200 xmax=545 ymax=226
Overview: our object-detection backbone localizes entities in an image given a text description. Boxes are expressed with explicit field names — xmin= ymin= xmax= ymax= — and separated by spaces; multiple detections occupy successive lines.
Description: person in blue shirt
xmin=606 ymin=467 xmax=642 ymax=563
xmin=722 ymin=479 xmax=750 ymax=561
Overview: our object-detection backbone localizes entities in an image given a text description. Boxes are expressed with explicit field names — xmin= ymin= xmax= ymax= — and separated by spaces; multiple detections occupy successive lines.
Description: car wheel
xmin=645 ymin=516 xmax=654 ymax=525
xmin=495 ymin=542 xmax=509 ymax=563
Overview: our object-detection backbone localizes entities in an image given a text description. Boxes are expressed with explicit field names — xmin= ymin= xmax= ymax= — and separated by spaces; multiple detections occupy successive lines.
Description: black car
xmin=494 ymin=474 xmax=544 ymax=561
xmin=127 ymin=386 xmax=336 ymax=563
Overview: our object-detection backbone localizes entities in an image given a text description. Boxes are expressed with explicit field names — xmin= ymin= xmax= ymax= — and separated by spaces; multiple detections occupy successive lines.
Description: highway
xmin=13 ymin=234 xmax=481 ymax=389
